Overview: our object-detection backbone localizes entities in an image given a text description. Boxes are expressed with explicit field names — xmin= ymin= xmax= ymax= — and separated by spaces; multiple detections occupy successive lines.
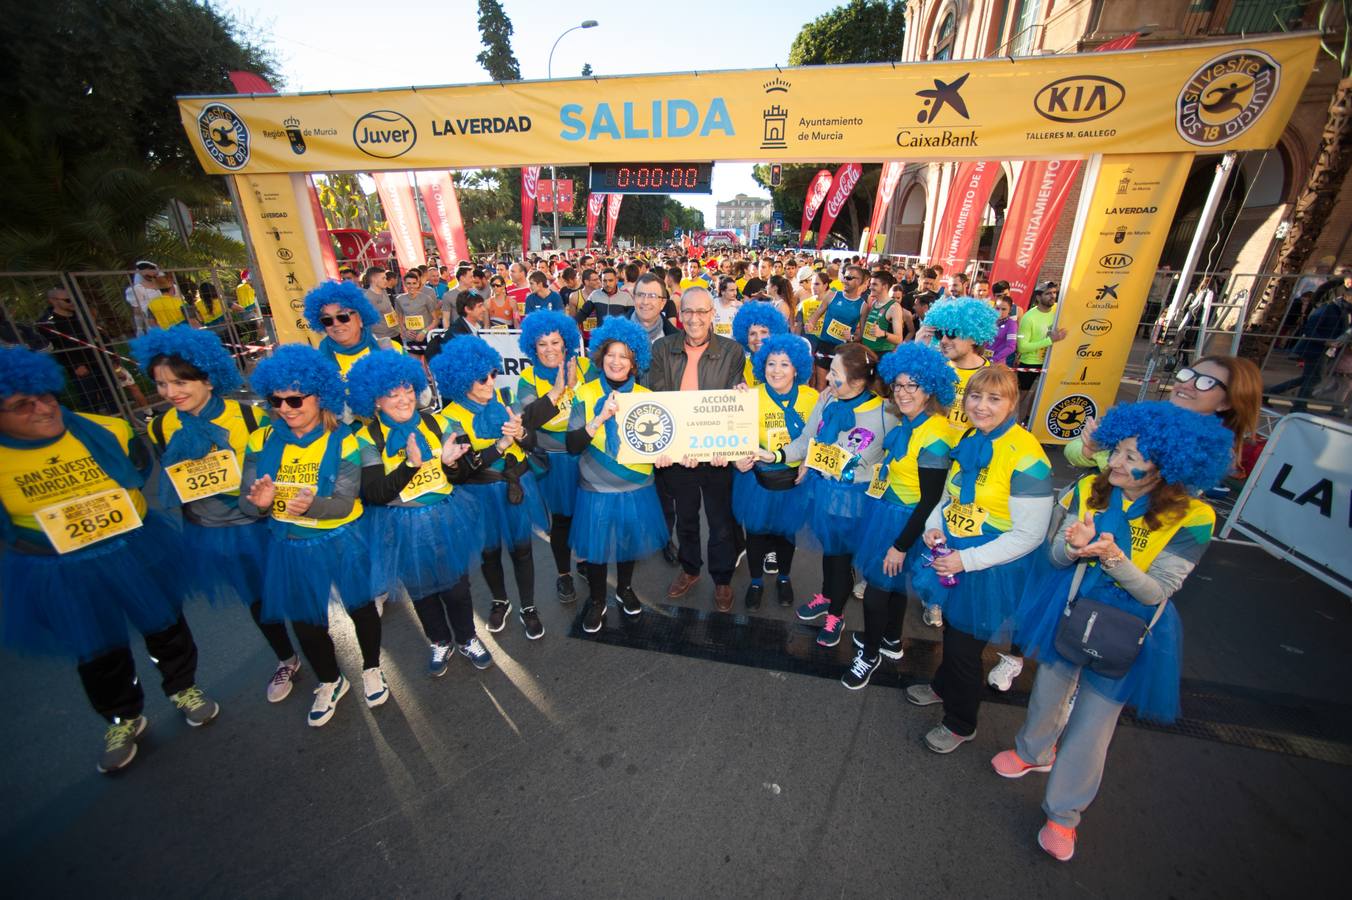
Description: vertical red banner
xmin=815 ymin=163 xmax=862 ymax=251
xmin=928 ymin=161 xmax=1001 ymax=276
xmin=372 ymin=172 xmax=426 ymax=270
xmin=521 ymin=166 xmax=540 ymax=253
xmin=416 ymin=172 xmax=471 ymax=265
xmin=988 ymin=160 xmax=1081 ymax=310
xmin=863 ymin=161 xmax=905 ymax=259
xmin=586 ymin=193 xmax=605 ymax=247
xmin=604 ymin=194 xmax=623 ymax=248
xmin=800 ymin=168 xmax=834 ymax=246
xmin=304 ymin=175 xmax=341 ymax=280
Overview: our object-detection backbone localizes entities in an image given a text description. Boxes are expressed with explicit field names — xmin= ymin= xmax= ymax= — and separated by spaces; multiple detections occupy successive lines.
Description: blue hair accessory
xmin=732 ymin=303 xmax=788 ymax=349
xmin=923 ymin=298 xmax=998 ymax=344
xmin=1093 ymin=401 xmax=1233 ymax=490
xmin=250 ymin=344 xmax=347 ymax=415
xmin=519 ymin=311 xmax=581 ymax=374
xmin=302 ymin=281 xmax=381 ymax=331
xmin=130 ymin=324 xmax=243 ymax=394
xmin=429 ymin=335 xmax=502 ymax=401
xmin=877 ymin=343 xmax=957 ymax=408
xmin=588 ymin=316 xmax=652 ymax=375
xmin=344 ymin=350 xmax=428 ymax=419
xmin=751 ymin=334 xmax=812 ymax=387
xmin=0 ymin=345 xmax=65 ymax=399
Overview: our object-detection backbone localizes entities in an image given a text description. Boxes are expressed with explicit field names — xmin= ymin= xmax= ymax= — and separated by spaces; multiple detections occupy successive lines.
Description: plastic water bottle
xmin=926 ymin=539 xmax=960 ymax=588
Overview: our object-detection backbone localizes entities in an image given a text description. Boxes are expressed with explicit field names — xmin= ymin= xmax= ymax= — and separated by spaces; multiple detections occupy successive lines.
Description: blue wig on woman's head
xmin=344 ymin=349 xmax=428 ymax=418
xmin=923 ymin=297 xmax=998 ymax=344
xmin=518 ymin=310 xmax=581 ymax=369
xmin=302 ymin=281 xmax=381 ymax=332
xmin=732 ymin=303 xmax=789 ymax=349
xmin=0 ymin=345 xmax=64 ymax=399
xmin=751 ymin=334 xmax=813 ymax=387
xmin=250 ymin=344 xmax=347 ymax=415
xmin=429 ymin=335 xmax=502 ymax=401
xmin=588 ymin=316 xmax=652 ymax=375
xmin=130 ymin=324 xmax=243 ymax=394
xmin=877 ymin=342 xmax=958 ymax=409
xmin=1094 ymin=401 xmax=1234 ymax=490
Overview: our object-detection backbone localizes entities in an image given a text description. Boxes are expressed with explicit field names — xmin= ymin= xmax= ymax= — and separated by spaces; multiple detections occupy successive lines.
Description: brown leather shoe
xmin=713 ymin=584 xmax=733 ymax=612
xmin=668 ymin=571 xmax=700 ymax=598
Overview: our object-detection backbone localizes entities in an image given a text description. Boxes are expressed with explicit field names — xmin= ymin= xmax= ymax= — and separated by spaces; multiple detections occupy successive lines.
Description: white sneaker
xmin=762 ymin=551 xmax=779 ymax=575
xmin=987 ymin=653 xmax=1024 ymax=692
xmin=852 ymin=579 xmax=865 ymax=600
xmin=266 ymin=657 xmax=302 ymax=703
xmin=362 ymin=667 xmax=389 ymax=708
xmin=923 ymin=604 xmax=944 ymax=628
xmin=308 ymin=676 xmax=348 ymax=727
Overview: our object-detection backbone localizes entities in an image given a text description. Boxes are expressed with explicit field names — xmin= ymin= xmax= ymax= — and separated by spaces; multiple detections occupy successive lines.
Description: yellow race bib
xmin=582 ymin=317 xmax=598 ymax=332
xmin=399 ymin=460 xmax=449 ymax=502
xmin=404 ymin=315 xmax=426 ymax=331
xmin=765 ymin=427 xmax=790 ymax=454
xmin=271 ymin=481 xmax=319 ymax=526
xmin=826 ymin=319 xmax=852 ymax=342
xmin=943 ymin=502 xmax=989 ymax=538
xmin=805 ymin=440 xmax=846 ymax=479
xmin=38 ymin=488 xmax=142 ymax=554
xmin=384 ymin=312 xmax=399 ymax=328
xmin=714 ymin=322 xmax=733 ymax=336
xmin=164 ymin=450 xmax=241 ymax=503
xmin=864 ymin=321 xmax=883 ymax=340
xmin=865 ymin=463 xmax=888 ymax=499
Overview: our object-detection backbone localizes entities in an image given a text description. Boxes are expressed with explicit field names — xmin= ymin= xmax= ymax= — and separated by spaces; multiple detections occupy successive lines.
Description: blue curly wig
xmin=250 ymin=344 xmax=347 ymax=415
xmin=588 ymin=316 xmax=652 ymax=375
xmin=302 ymin=281 xmax=381 ymax=332
xmin=877 ymin=343 xmax=958 ymax=408
xmin=430 ymin=335 xmax=502 ymax=400
xmin=923 ymin=297 xmax=998 ymax=344
xmin=1094 ymin=401 xmax=1233 ymax=490
xmin=518 ymin=310 xmax=581 ymax=369
xmin=344 ymin=349 xmax=428 ymax=418
xmin=0 ymin=345 xmax=64 ymax=399
xmin=130 ymin=324 xmax=243 ymax=394
xmin=752 ymin=334 xmax=813 ymax=387
xmin=732 ymin=302 xmax=789 ymax=349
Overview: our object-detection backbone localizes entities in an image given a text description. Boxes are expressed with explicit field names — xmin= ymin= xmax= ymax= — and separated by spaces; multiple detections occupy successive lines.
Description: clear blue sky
xmin=221 ymin=0 xmax=843 ymax=225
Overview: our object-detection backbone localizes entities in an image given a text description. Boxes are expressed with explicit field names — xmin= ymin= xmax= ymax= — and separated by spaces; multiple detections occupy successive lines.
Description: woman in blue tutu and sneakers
xmin=566 ymin=317 xmax=670 ymax=633
xmin=240 ymin=344 xmax=386 ymax=727
xmin=348 ymin=349 xmax=492 ymax=678
xmin=843 ymin=343 xmax=960 ymax=689
xmin=994 ymin=402 xmax=1231 ymax=863
xmin=132 ymin=326 xmax=304 ymax=704
xmin=432 ymin=336 xmax=550 ymax=640
xmin=0 ymin=346 xmax=218 ymax=773
xmin=732 ymin=333 xmax=817 ymax=611
xmin=906 ymin=365 xmax=1053 ymax=754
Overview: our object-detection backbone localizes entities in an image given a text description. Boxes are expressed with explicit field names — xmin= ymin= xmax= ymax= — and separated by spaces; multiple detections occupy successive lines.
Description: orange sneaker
xmin=991 ymin=749 xmax=1054 ymax=779
xmin=1038 ymin=820 xmax=1076 ymax=862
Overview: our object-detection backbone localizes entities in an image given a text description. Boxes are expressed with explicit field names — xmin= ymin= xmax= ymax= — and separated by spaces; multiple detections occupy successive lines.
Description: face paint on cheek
xmin=1130 ymin=468 xmax=1149 ymax=481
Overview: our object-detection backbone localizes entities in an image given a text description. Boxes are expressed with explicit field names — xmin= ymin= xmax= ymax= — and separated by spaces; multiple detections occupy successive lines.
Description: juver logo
xmin=354 ymin=110 xmax=417 ymax=159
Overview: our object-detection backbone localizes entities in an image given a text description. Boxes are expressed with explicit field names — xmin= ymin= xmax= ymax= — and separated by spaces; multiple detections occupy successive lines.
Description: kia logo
xmin=1099 ymin=253 xmax=1133 ymax=270
xmin=1081 ymin=318 xmax=1113 ymax=337
xmin=353 ymin=110 xmax=417 ymax=159
xmin=1035 ymin=76 xmax=1125 ymax=123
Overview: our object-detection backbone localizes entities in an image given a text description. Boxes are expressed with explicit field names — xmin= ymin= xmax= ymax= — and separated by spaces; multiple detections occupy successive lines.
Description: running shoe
xmin=97 ymin=716 xmax=147 ymax=774
xmin=362 ymin=668 xmax=389 ymax=708
xmin=987 ymin=653 xmax=1024 ymax=692
xmin=816 ymin=614 xmax=844 ymax=647
xmin=1038 ymin=820 xmax=1076 ymax=862
xmin=428 ymin=643 xmax=453 ymax=678
xmin=841 ymin=651 xmax=880 ymax=690
xmin=744 ymin=582 xmax=764 ymax=611
xmin=267 ymin=658 xmax=302 ymax=703
xmin=170 ymin=686 xmax=220 ymax=727
xmin=458 ymin=637 xmax=494 ymax=670
xmin=618 ymin=586 xmax=642 ymax=617
xmin=762 ymin=552 xmax=779 ymax=575
xmin=904 ymin=683 xmax=942 ymax=707
xmin=991 ymin=749 xmax=1055 ymax=779
xmin=520 ymin=605 xmax=545 ymax=640
xmin=796 ymin=594 xmax=831 ymax=622
xmin=556 ymin=574 xmax=577 ymax=604
xmin=924 ymin=724 xmax=974 ymax=754
xmin=923 ymin=604 xmax=944 ymax=628
xmin=583 ymin=599 xmax=605 ymax=634
xmin=851 ymin=633 xmax=903 ymax=660
xmin=309 ymin=676 xmax=349 ymax=727
xmin=488 ymin=600 xmax=511 ymax=633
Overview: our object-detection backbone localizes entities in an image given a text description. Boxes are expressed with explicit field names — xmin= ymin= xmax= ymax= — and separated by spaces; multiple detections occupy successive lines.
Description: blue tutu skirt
xmin=800 ymin=475 xmax=869 ymax=555
xmin=1 ymin=512 xmax=188 ymax=661
xmin=1016 ymin=561 xmax=1183 ymax=723
xmin=181 ymin=519 xmax=269 ymax=608
xmin=460 ymin=473 xmax=550 ymax=551
xmin=853 ymin=498 xmax=921 ymax=594
xmin=570 ymin=484 xmax=669 ymax=563
xmin=536 ymin=449 xmax=580 ymax=519
xmin=368 ymin=491 xmax=484 ymax=600
xmin=732 ymin=469 xmax=811 ymax=538
xmin=260 ymin=522 xmax=373 ymax=627
xmin=912 ymin=530 xmax=1039 ymax=644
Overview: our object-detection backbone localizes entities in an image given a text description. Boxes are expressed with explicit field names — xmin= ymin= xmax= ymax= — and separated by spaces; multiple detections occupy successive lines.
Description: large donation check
xmin=613 ymin=389 xmax=759 ymax=465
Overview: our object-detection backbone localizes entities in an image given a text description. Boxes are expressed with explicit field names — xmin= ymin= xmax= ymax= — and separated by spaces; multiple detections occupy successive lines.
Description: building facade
xmin=716 ymin=193 xmax=774 ymax=233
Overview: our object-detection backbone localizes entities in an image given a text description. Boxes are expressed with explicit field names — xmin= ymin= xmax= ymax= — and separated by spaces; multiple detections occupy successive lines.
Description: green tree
xmin=788 ymin=0 xmax=906 ymax=67
xmin=753 ymin=163 xmax=879 ymax=249
xmin=581 ymin=62 xmax=593 ymax=77
xmin=476 ymin=0 xmax=522 ymax=81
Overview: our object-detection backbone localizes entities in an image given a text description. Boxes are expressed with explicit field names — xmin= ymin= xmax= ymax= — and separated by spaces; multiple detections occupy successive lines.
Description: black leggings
xmin=292 ymin=602 xmax=382 ymax=684
xmin=549 ymin=514 xmax=573 ymax=574
xmin=860 ymin=585 xmax=904 ymax=656
xmin=931 ymin=625 xmax=987 ymax=737
xmin=249 ymin=600 xmax=297 ymax=662
xmin=412 ymin=575 xmax=476 ymax=646
xmin=822 ymin=553 xmax=855 ymax=616
xmin=583 ymin=560 xmax=635 ymax=605
xmin=483 ymin=543 xmax=535 ymax=609
xmin=746 ymin=532 xmax=795 ymax=579
xmin=77 ymin=616 xmax=198 ymax=722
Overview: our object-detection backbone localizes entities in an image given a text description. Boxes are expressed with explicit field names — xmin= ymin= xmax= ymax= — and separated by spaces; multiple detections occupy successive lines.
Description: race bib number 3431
xmin=805 ymin=440 xmax=846 ymax=479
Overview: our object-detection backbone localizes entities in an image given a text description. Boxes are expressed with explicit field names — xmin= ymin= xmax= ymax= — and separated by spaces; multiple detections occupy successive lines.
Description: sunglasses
xmin=842 ymin=276 xmax=858 ymax=282
xmin=1174 ymin=367 xmax=1227 ymax=392
xmin=267 ymin=394 xmax=312 ymax=409
xmin=939 ymin=331 xmax=962 ymax=340
xmin=319 ymin=312 xmax=355 ymax=327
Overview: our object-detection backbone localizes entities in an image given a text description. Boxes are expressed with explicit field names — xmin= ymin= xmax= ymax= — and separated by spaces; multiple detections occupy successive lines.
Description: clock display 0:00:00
xmin=590 ymin=163 xmax=713 ymax=193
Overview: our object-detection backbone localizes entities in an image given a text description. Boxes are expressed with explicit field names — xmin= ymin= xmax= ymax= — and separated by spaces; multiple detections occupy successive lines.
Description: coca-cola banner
xmin=989 ymin=159 xmax=1081 ymax=310
xmin=863 ymin=161 xmax=905 ymax=259
xmin=928 ymin=161 xmax=1001 ymax=276
xmin=815 ymin=163 xmax=862 ymax=251
xmin=586 ymin=193 xmax=605 ymax=247
xmin=800 ymin=168 xmax=834 ymax=246
xmin=537 ymin=179 xmax=575 ymax=215
xmin=521 ymin=166 xmax=540 ymax=253
xmin=372 ymin=172 xmax=426 ymax=270
xmin=416 ymin=171 xmax=471 ymax=265
xmin=604 ymin=193 xmax=623 ymax=248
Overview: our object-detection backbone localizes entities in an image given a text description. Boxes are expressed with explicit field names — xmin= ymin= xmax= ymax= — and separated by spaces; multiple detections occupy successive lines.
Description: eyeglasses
xmin=892 ymin=382 xmax=921 ymax=395
xmin=1174 ymin=367 xmax=1227 ymax=392
xmin=681 ymin=307 xmax=713 ymax=317
xmin=319 ymin=312 xmax=355 ymax=327
xmin=267 ymin=394 xmax=311 ymax=409
xmin=635 ymin=291 xmax=664 ymax=300
xmin=0 ymin=393 xmax=58 ymax=416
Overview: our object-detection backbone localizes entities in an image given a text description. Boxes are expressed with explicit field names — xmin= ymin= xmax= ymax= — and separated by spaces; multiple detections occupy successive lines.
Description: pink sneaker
xmin=816 ymin=614 xmax=844 ymax=647
xmin=796 ymin=594 xmax=831 ymax=622
xmin=1038 ymin=820 xmax=1076 ymax=862
xmin=991 ymin=749 xmax=1054 ymax=779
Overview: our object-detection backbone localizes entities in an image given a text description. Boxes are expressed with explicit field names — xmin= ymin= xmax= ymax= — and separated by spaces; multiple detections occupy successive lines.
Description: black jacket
xmin=644 ymin=333 xmax=745 ymax=392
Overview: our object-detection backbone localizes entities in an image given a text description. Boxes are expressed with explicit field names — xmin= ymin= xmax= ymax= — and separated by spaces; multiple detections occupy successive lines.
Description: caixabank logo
xmin=197 ymin=103 xmax=249 ymax=169
xmin=1176 ymin=49 xmax=1279 ymax=147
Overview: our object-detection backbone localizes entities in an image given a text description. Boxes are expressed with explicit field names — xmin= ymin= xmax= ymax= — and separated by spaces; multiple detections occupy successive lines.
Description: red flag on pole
xmin=227 ymin=71 xmax=276 ymax=94
xmin=604 ymin=194 xmax=623 ymax=248
xmin=927 ymin=161 xmax=1002 ymax=276
xmin=862 ymin=161 xmax=906 ymax=260
xmin=586 ymin=193 xmax=605 ymax=247
xmin=303 ymin=175 xmax=341 ymax=280
xmin=372 ymin=172 xmax=426 ymax=270
xmin=815 ymin=163 xmax=862 ymax=251
xmin=521 ymin=167 xmax=540 ymax=253
xmin=416 ymin=172 xmax=471 ymax=264
xmin=800 ymin=168 xmax=834 ymax=246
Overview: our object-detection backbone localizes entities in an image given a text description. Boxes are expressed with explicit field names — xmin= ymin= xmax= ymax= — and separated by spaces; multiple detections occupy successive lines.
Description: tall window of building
xmin=933 ymin=11 xmax=956 ymax=60
xmin=1008 ymin=0 xmax=1041 ymax=57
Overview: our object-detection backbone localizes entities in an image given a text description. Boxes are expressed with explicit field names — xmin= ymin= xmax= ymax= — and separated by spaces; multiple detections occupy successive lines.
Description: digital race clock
xmin=588 ymin=163 xmax=714 ymax=194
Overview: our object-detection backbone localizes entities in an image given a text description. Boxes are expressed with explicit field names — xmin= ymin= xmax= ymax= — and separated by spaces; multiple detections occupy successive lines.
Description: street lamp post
xmin=547 ymin=20 xmax=598 ymax=252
